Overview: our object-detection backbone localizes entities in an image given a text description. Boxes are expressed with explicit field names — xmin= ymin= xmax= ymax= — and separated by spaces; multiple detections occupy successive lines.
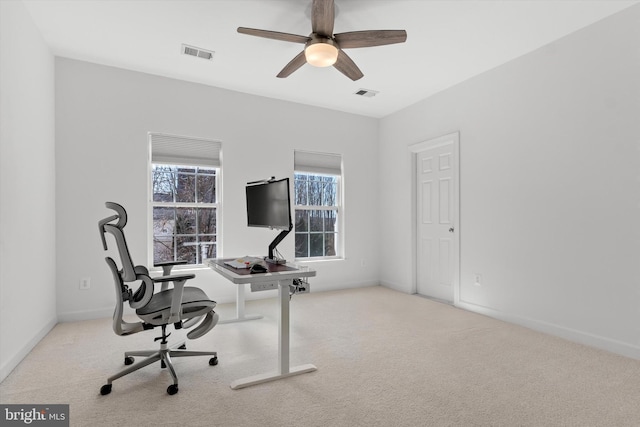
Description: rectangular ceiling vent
xmin=181 ymin=44 xmax=215 ymax=61
xmin=354 ymin=89 xmax=379 ymax=98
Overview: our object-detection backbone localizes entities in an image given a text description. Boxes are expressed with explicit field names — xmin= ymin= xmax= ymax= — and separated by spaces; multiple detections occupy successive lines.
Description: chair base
xmin=100 ymin=340 xmax=217 ymax=395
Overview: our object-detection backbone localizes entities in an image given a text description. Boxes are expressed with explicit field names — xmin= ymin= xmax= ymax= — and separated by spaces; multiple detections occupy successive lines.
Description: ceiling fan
xmin=237 ymin=0 xmax=407 ymax=81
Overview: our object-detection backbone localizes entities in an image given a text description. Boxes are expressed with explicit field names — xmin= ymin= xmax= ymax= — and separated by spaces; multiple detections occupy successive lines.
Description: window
xmin=150 ymin=133 xmax=221 ymax=266
xmin=294 ymin=151 xmax=342 ymax=259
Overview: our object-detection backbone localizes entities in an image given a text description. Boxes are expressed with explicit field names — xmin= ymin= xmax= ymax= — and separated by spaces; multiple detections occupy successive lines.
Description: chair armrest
xmin=152 ymin=273 xmax=196 ymax=323
xmin=153 ymin=270 xmax=195 ymax=292
xmin=154 ymin=260 xmax=189 ymax=276
xmin=154 ymin=260 xmax=189 ymax=267
xmin=152 ymin=273 xmax=196 ymax=283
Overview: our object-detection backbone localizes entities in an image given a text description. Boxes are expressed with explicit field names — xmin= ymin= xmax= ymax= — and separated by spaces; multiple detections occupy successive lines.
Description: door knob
xmin=449 ymin=227 xmax=455 ymax=233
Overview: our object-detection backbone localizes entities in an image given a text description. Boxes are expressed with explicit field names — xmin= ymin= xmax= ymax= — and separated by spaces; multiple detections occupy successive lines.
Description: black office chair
xmin=98 ymin=202 xmax=219 ymax=395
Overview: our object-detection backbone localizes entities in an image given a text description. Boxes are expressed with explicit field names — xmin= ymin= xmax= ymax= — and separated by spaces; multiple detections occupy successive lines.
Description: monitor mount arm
xmin=267 ymin=222 xmax=292 ymax=264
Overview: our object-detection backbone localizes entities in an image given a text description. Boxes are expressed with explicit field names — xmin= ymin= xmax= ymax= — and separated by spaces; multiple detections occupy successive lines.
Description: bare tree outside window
xmin=152 ymin=165 xmax=218 ymax=265
xmin=294 ymin=172 xmax=339 ymax=258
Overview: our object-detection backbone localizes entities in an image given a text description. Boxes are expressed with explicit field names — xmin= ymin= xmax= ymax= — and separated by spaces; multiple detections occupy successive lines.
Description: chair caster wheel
xmin=209 ymin=356 xmax=218 ymax=366
xmin=100 ymin=384 xmax=112 ymax=395
xmin=124 ymin=356 xmax=135 ymax=365
xmin=167 ymin=384 xmax=179 ymax=395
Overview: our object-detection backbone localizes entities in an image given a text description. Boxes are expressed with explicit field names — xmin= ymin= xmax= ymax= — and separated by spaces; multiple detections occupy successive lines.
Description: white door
xmin=414 ymin=135 xmax=459 ymax=302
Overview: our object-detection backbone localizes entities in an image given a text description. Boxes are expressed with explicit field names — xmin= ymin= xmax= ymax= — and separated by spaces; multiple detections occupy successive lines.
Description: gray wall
xmin=379 ymin=5 xmax=640 ymax=358
xmin=0 ymin=0 xmax=57 ymax=380
xmin=54 ymin=58 xmax=380 ymax=321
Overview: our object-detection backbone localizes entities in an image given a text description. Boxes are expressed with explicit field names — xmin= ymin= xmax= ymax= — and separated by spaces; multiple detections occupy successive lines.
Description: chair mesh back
xmin=99 ymin=202 xmax=136 ymax=282
xmin=103 ymin=224 xmax=137 ymax=282
xmin=99 ymin=202 xmax=147 ymax=336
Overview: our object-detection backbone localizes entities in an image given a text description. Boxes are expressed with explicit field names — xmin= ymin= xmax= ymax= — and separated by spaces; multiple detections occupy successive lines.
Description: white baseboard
xmin=455 ymin=300 xmax=640 ymax=361
xmin=379 ymin=279 xmax=410 ymax=294
xmin=0 ymin=316 xmax=58 ymax=383
xmin=55 ymin=282 xmax=380 ymax=321
xmin=57 ymin=307 xmax=113 ymax=323
xmin=319 ymin=280 xmax=379 ymax=292
xmin=378 ymin=282 xmax=639 ymax=360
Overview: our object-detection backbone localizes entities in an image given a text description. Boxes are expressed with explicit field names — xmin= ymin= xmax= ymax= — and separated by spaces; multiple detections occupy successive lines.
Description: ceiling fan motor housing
xmin=305 ymin=35 xmax=339 ymax=67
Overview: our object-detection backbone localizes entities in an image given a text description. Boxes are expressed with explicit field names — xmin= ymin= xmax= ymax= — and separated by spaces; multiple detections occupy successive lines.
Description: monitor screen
xmin=246 ymin=178 xmax=292 ymax=231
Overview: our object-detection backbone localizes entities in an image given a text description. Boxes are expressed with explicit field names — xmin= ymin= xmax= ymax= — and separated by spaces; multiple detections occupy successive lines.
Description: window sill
xmin=294 ymin=256 xmax=344 ymax=263
xmin=150 ymin=264 xmax=211 ymax=274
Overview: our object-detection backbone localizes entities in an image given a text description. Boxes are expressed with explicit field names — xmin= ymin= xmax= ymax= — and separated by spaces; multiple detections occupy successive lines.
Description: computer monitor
xmin=246 ymin=178 xmax=292 ymax=263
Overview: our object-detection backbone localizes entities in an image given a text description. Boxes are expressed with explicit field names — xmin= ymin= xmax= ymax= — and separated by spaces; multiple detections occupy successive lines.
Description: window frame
xmin=149 ymin=163 xmax=220 ymax=268
xmin=293 ymin=171 xmax=343 ymax=261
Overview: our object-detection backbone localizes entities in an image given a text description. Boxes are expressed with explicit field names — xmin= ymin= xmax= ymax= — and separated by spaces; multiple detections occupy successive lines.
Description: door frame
xmin=409 ymin=132 xmax=460 ymax=304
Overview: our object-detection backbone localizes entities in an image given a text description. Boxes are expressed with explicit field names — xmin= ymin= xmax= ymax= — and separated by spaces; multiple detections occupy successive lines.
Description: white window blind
xmin=150 ymin=133 xmax=221 ymax=167
xmin=294 ymin=150 xmax=341 ymax=175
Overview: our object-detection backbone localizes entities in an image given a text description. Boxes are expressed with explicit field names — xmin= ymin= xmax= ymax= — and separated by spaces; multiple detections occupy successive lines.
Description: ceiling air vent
xmin=354 ymin=89 xmax=379 ymax=98
xmin=181 ymin=44 xmax=215 ymax=61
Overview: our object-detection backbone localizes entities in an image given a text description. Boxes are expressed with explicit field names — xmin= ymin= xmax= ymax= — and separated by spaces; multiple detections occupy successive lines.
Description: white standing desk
xmin=205 ymin=258 xmax=317 ymax=389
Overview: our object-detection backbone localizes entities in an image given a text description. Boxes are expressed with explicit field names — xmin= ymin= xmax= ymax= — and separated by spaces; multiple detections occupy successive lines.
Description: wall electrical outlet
xmin=79 ymin=277 xmax=91 ymax=290
xmin=474 ymin=274 xmax=482 ymax=286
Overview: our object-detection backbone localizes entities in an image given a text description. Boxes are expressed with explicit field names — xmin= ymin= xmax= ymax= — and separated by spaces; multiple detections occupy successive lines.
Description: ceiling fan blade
xmin=311 ymin=0 xmax=335 ymax=37
xmin=333 ymin=49 xmax=363 ymax=81
xmin=277 ymin=51 xmax=307 ymax=78
xmin=237 ymin=27 xmax=309 ymax=44
xmin=334 ymin=30 xmax=407 ymax=49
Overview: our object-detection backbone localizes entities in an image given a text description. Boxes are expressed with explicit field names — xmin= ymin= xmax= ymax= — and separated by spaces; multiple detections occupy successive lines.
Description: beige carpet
xmin=1 ymin=286 xmax=639 ymax=426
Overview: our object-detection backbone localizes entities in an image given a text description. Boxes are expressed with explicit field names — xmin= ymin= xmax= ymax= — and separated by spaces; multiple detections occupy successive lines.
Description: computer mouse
xmin=250 ymin=263 xmax=268 ymax=273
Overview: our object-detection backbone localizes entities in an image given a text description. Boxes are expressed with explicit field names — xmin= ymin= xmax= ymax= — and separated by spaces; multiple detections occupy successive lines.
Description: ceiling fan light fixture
xmin=305 ymin=39 xmax=338 ymax=67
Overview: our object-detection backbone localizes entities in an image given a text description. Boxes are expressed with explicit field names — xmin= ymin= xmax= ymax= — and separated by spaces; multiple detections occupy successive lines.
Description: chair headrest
xmin=99 ymin=202 xmax=128 ymax=250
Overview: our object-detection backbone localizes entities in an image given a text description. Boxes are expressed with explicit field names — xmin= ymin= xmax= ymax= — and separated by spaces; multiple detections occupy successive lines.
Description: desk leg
xmin=229 ymin=279 xmax=317 ymax=390
xmin=279 ymin=278 xmax=289 ymax=374
xmin=219 ymin=283 xmax=263 ymax=324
